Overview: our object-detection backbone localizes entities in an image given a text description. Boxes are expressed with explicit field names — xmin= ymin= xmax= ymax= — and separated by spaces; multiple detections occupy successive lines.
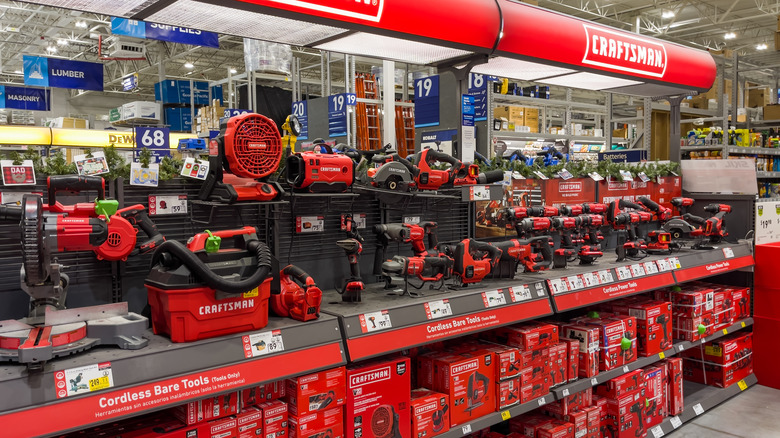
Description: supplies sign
xmin=55 ymin=362 xmax=114 ymax=399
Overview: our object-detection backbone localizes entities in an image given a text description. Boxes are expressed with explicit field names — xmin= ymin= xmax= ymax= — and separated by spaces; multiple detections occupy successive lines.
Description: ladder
xmin=394 ymin=103 xmax=415 ymax=157
xmin=355 ymin=73 xmax=382 ymax=150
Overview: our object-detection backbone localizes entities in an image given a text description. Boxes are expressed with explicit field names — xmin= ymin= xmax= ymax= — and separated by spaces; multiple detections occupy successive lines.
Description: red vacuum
xmin=270 ymin=265 xmax=322 ymax=322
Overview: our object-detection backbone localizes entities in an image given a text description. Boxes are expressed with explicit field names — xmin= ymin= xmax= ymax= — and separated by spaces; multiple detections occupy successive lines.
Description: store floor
xmin=671 ymin=384 xmax=780 ymax=437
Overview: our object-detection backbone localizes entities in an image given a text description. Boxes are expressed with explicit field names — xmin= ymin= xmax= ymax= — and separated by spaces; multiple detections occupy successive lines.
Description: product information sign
xmin=414 ymin=75 xmax=440 ymax=127
xmin=327 ymin=93 xmax=355 ymax=137
xmin=0 ymin=160 xmax=36 ymax=185
xmin=0 ymin=86 xmax=50 ymax=111
xmin=467 ymin=73 xmax=497 ymax=121
xmin=24 ymin=56 xmax=103 ymax=91
xmin=111 ymin=18 xmax=219 ymax=48
xmin=135 ymin=127 xmax=171 ymax=162
xmin=292 ymin=100 xmax=309 ymax=140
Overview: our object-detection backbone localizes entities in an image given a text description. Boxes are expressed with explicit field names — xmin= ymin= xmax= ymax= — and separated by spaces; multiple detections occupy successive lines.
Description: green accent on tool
xmin=621 ymin=337 xmax=632 ymax=350
xmin=588 ymin=311 xmax=600 ymax=319
xmin=698 ymin=324 xmax=707 ymax=335
xmin=672 ymin=285 xmax=682 ymax=292
xmin=204 ymin=230 xmax=221 ymax=253
xmin=645 ymin=398 xmax=649 ymax=407
xmin=94 ymin=199 xmax=119 ymax=223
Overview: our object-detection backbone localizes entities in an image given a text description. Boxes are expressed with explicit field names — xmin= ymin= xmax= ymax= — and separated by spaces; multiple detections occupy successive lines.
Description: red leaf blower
xmin=270 ymin=265 xmax=322 ymax=322
xmin=286 ymin=144 xmax=355 ymax=193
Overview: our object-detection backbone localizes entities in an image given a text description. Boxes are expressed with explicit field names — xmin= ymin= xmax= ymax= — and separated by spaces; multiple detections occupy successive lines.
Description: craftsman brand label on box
xmin=55 ymin=362 xmax=114 ymax=398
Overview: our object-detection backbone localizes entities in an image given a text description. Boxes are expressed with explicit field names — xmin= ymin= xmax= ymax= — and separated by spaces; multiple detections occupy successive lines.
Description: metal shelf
xmin=726 ymin=146 xmax=780 ymax=156
xmin=492 ymin=94 xmax=606 ymax=112
xmin=0 ymin=315 xmax=346 ymax=438
xmin=320 ymin=278 xmax=553 ymax=362
xmin=681 ymin=145 xmax=727 ymax=151
xmin=494 ymin=131 xmax=605 ymax=143
xmin=756 ymin=171 xmax=780 ymax=178
xmin=436 ymin=393 xmax=554 ymax=438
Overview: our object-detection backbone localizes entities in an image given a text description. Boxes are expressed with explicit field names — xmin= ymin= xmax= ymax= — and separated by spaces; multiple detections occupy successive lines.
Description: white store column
xmin=382 ymin=59 xmax=396 ymax=148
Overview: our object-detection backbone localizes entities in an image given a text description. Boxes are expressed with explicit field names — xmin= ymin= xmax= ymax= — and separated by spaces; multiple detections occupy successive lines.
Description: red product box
xmin=197 ymin=416 xmax=237 ymax=438
xmin=561 ymin=324 xmax=600 ymax=378
xmin=548 ymin=343 xmax=568 ymax=388
xmin=495 ymin=322 xmax=559 ymax=351
xmin=730 ymin=287 xmax=750 ymax=320
xmin=595 ymin=369 xmax=644 ymax=399
xmin=519 ymin=379 xmax=547 ymax=404
xmin=346 ymin=357 xmax=411 ymax=438
xmin=605 ymin=389 xmax=644 ymax=438
xmin=433 ymin=350 xmax=495 ymax=427
xmin=673 ymin=312 xmax=715 ymax=342
xmin=284 ymin=367 xmax=346 ymax=417
xmin=561 ymin=338 xmax=579 ymax=382
xmin=712 ymin=289 xmax=734 ymax=325
xmin=517 ymin=347 xmax=549 ymax=369
xmin=410 ymin=389 xmax=449 ymax=437
xmin=562 ymin=410 xmax=587 ymax=438
xmin=671 ymin=288 xmax=714 ymax=318
xmin=583 ymin=316 xmax=637 ymax=371
xmin=536 ymin=419 xmax=574 ymax=438
xmin=627 ymin=301 xmax=673 ymax=356
xmin=236 ymin=407 xmax=263 ymax=438
xmin=482 ymin=343 xmax=523 ymax=380
xmin=119 ymin=418 xmax=197 ymax=438
xmin=663 ymin=358 xmax=684 ymax=415
xmin=542 ymin=391 xmax=583 ymax=419
xmin=416 ymin=351 xmax=454 ymax=390
xmin=289 ymin=407 xmax=343 ymax=438
xmin=240 ymin=380 xmax=285 ymax=408
xmin=583 ymin=406 xmax=600 ymax=438
xmin=509 ymin=414 xmax=554 ymax=437
xmin=172 ymin=392 xmax=240 ymax=425
xmin=257 ymin=399 xmax=287 ymax=438
xmin=642 ymin=366 xmax=666 ymax=430
xmin=293 ymin=423 xmax=343 ymax=438
xmin=497 ymin=377 xmax=521 ymax=409
xmin=519 ymin=362 xmax=549 ymax=386
xmin=682 ymin=332 xmax=753 ymax=388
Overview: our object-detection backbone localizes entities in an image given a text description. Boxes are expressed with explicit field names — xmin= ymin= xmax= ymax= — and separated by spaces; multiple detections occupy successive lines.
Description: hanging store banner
xmin=414 ymin=75 xmax=439 ymax=128
xmin=23 ymin=56 xmax=103 ymax=91
xmin=0 ymin=86 xmax=50 ymax=111
xmin=111 ymin=18 xmax=220 ymax=48
xmin=122 ymin=73 xmax=138 ymax=92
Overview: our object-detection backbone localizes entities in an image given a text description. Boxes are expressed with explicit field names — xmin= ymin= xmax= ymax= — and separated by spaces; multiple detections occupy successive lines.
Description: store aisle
xmin=670 ymin=385 xmax=780 ymax=437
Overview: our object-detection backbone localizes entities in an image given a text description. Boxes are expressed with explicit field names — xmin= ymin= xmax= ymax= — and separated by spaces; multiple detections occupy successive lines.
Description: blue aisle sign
xmin=24 ymin=56 xmax=103 ymax=91
xmin=414 ymin=75 xmax=440 ymax=127
xmin=467 ymin=73 xmax=497 ymax=121
xmin=328 ymin=93 xmax=355 ymax=137
xmin=462 ymin=95 xmax=475 ymax=127
xmin=111 ymin=18 xmax=219 ymax=48
xmin=598 ymin=150 xmax=647 ymax=162
xmin=0 ymin=86 xmax=50 ymax=111
xmin=223 ymin=109 xmax=251 ymax=118
xmin=135 ymin=127 xmax=171 ymax=162
xmin=292 ymin=100 xmax=309 ymax=140
xmin=122 ymin=73 xmax=138 ymax=91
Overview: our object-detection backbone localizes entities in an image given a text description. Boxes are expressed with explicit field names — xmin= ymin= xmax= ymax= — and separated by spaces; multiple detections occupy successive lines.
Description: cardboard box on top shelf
xmin=764 ymin=104 xmax=780 ymax=120
xmin=612 ymin=128 xmax=627 ymax=138
xmin=494 ymin=106 xmax=525 ymax=125
xmin=747 ymin=83 xmax=770 ymax=108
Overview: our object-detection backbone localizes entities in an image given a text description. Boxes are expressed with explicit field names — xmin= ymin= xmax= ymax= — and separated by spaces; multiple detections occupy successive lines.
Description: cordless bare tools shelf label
xmin=359 ymin=310 xmax=392 ymax=333
xmin=242 ymin=330 xmax=284 ymax=358
xmin=55 ymin=362 xmax=115 ymax=399
xmin=424 ymin=299 xmax=453 ymax=319
xmin=482 ymin=290 xmax=506 ymax=308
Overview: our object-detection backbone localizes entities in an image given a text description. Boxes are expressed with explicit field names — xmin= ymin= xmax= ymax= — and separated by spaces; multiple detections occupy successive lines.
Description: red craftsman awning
xmin=20 ymin=0 xmax=716 ymax=95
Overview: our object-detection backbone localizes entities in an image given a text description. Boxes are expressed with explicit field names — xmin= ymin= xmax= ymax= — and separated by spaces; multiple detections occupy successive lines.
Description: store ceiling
xmin=1 ymin=0 xmax=779 ymax=102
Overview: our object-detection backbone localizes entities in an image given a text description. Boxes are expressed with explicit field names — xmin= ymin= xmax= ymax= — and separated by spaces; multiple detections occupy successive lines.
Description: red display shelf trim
xmin=553 ymin=272 xmax=676 ymax=312
xmin=673 ymin=255 xmax=754 ymax=283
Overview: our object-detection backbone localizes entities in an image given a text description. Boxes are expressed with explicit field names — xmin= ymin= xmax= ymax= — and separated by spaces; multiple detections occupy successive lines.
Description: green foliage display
xmin=480 ymin=156 xmax=679 ymax=180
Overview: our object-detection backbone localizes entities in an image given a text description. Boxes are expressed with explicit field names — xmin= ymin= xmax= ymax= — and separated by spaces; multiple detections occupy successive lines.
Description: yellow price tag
xmin=501 ymin=411 xmax=511 ymax=421
xmin=723 ymin=329 xmax=728 ymax=335
xmin=738 ymin=380 xmax=748 ymax=391
xmin=243 ymin=287 xmax=259 ymax=298
xmin=741 ymin=322 xmax=746 ymax=328
xmin=659 ymin=352 xmax=665 ymax=360
xmin=88 ymin=376 xmax=110 ymax=391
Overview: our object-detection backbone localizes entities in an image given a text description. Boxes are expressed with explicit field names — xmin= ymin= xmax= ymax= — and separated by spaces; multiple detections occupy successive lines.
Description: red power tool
xmin=199 ymin=112 xmax=284 ymax=203
xmin=559 ymin=203 xmax=609 ymax=216
xmin=577 ymin=214 xmax=605 ymax=264
xmin=373 ymin=221 xmax=438 ymax=277
xmin=338 ymin=214 xmax=365 ymax=302
xmin=411 ymin=148 xmax=503 ymax=190
xmin=442 ymin=239 xmax=502 ymax=285
xmin=380 ymin=255 xmax=453 ymax=296
xmin=636 ymin=196 xmax=676 ymax=254
xmin=270 ymin=265 xmax=322 ymax=322
xmin=489 ymin=236 xmax=553 ymax=273
xmin=684 ymin=204 xmax=731 ymax=249
xmin=607 ymin=200 xmax=648 ymax=262
xmin=551 ymin=216 xmax=583 ymax=268
xmin=286 ymin=144 xmax=355 ymax=193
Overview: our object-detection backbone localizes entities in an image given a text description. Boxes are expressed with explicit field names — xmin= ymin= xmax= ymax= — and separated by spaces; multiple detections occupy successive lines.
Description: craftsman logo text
xmin=583 ymin=25 xmax=667 ymax=78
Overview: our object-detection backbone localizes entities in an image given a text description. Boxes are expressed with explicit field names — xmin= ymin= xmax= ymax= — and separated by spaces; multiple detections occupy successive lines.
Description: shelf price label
xmin=501 ymin=410 xmax=511 ymax=421
xmin=598 ymin=269 xmax=615 ymax=283
xmin=643 ymin=261 xmax=659 ymax=274
xmin=629 ymin=264 xmax=646 ymax=277
xmin=296 ymin=216 xmax=324 ymax=233
xmin=656 ymin=259 xmax=671 ymax=272
xmin=424 ymin=299 xmax=453 ymax=319
xmin=670 ymin=416 xmax=683 ymax=429
xmin=461 ymin=425 xmax=472 ymax=435
xmin=669 ymin=257 xmax=682 ymax=269
xmin=547 ymin=278 xmax=569 ymax=295
xmin=243 ymin=330 xmax=284 ymax=358
xmin=148 ymin=194 xmax=187 ymax=216
xmin=723 ymin=247 xmax=735 ymax=258
xmin=54 ymin=362 xmax=115 ymax=399
xmin=692 ymin=403 xmax=704 ymax=416
xmin=615 ymin=266 xmax=633 ymax=281
xmin=508 ymin=285 xmax=533 ymax=302
xmin=566 ymin=275 xmax=584 ymax=290
xmin=360 ymin=310 xmax=392 ymax=333
xmin=482 ymin=290 xmax=506 ymax=308
xmin=581 ymin=272 xmax=598 ymax=288
xmin=562 ymin=388 xmax=570 ymax=397
xmin=650 ymin=425 xmax=665 ymax=438
xmin=738 ymin=380 xmax=748 ymax=391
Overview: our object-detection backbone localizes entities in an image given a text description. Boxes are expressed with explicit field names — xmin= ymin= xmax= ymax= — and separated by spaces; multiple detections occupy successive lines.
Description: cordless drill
xmin=577 ymin=214 xmax=605 ymax=264
xmin=552 ymin=216 xmax=583 ymax=268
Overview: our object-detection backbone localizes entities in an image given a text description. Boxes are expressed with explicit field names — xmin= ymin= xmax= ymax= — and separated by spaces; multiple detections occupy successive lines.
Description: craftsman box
xmin=582 ymin=316 xmax=638 ymax=371
xmin=410 ymin=389 xmax=449 ymax=437
xmin=520 ymin=378 xmax=548 ymax=404
xmin=561 ymin=324 xmax=600 ymax=378
xmin=595 ymin=369 xmax=644 ymax=399
xmin=257 ymin=399 xmax=287 ymax=438
xmin=626 ymin=300 xmax=673 ymax=356
xmin=495 ymin=322 xmax=559 ymax=351
xmin=289 ymin=407 xmax=343 ymax=438
xmin=670 ymin=287 xmax=714 ymax=318
xmin=284 ymin=367 xmax=346 ymax=417
xmin=497 ymin=377 xmax=521 ymax=409
xmin=508 ymin=414 xmax=554 ymax=436
xmin=583 ymin=405 xmax=600 ymax=438
xmin=604 ymin=389 xmax=644 ymax=438
xmin=236 ymin=407 xmax=263 ymax=438
xmin=482 ymin=344 xmax=523 ymax=380
xmin=519 ymin=361 xmax=549 ymax=386
xmin=172 ymin=391 xmax=239 ymax=425
xmin=240 ymin=380 xmax=285 ymax=408
xmin=561 ymin=338 xmax=579 ymax=382
xmin=562 ymin=410 xmax=587 ymax=438
xmin=197 ymin=416 xmax=238 ymax=438
xmin=345 ymin=357 xmax=411 ymax=438
xmin=673 ymin=312 xmax=715 ymax=342
xmin=536 ymin=419 xmax=575 ymax=438
xmin=642 ymin=366 xmax=667 ymax=430
xmin=432 ymin=350 xmax=495 ymax=427
xmin=682 ymin=332 xmax=753 ymax=388
xmin=729 ymin=287 xmax=751 ymax=320
xmin=663 ymin=358 xmax=684 ymax=415
xmin=548 ymin=343 xmax=568 ymax=388
xmin=543 ymin=388 xmax=591 ymax=419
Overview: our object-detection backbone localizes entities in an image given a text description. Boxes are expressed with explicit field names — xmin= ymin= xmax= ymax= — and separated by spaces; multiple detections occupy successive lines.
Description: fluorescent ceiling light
xmin=757 ymin=43 xmax=768 ymax=50
xmin=662 ymin=10 xmax=675 ymax=18
xmin=17 ymin=0 xmax=152 ymax=17
xmin=315 ymin=32 xmax=472 ymax=65
xmin=230 ymin=68 xmax=237 ymax=74
xmin=537 ymin=72 xmax=642 ymax=91
xmin=724 ymin=32 xmax=736 ymax=40
xmin=184 ymin=62 xmax=194 ymax=69
xmin=46 ymin=46 xmax=57 ymax=53
xmin=471 ymin=57 xmax=576 ymax=81
xmin=13 ymin=70 xmax=22 ymax=74
xmin=75 ymin=21 xmax=87 ymax=29
xmin=57 ymin=39 xmax=68 ymax=46
xmin=668 ymin=18 xmax=700 ymax=29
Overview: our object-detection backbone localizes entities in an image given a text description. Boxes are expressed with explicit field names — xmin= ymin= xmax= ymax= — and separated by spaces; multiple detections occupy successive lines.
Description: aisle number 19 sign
xmin=328 ymin=93 xmax=356 ymax=137
xmin=414 ymin=75 xmax=439 ymax=127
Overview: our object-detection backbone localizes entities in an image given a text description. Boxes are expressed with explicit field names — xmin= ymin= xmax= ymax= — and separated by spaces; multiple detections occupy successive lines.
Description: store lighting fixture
xmin=662 ymin=10 xmax=675 ymax=19
xmin=229 ymin=68 xmax=237 ymax=74
xmin=57 ymin=39 xmax=68 ymax=46
xmin=46 ymin=46 xmax=57 ymax=53
xmin=757 ymin=43 xmax=768 ymax=50
xmin=471 ymin=57 xmax=576 ymax=81
xmin=13 ymin=70 xmax=21 ymax=74
xmin=75 ymin=21 xmax=87 ymax=29
xmin=724 ymin=32 xmax=736 ymax=40
xmin=538 ymin=72 xmax=642 ymax=91
xmin=184 ymin=62 xmax=194 ymax=69
xmin=314 ymin=32 xmax=472 ymax=65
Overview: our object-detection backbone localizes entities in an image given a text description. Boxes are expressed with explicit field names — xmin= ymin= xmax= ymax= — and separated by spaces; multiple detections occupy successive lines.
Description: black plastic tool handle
xmin=637 ymin=196 xmax=661 ymax=212
xmin=47 ymin=175 xmax=105 ymax=205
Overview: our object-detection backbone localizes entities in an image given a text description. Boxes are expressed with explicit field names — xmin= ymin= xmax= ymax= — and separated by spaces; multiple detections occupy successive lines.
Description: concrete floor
xmin=670 ymin=384 xmax=780 ymax=437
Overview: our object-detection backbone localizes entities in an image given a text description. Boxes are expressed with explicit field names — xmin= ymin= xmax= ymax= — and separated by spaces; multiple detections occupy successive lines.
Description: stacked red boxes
xmin=595 ymin=369 xmax=644 ymax=399
xmin=604 ymin=389 xmax=644 ymax=438
xmin=560 ymin=338 xmax=580 ymax=383
xmin=410 ymin=389 xmax=449 ymax=437
xmin=542 ymin=388 xmax=591 ymax=418
xmin=536 ymin=419 xmax=575 ymax=438
xmin=562 ymin=410 xmax=587 ymax=438
xmin=288 ymin=406 xmax=343 ymax=438
xmin=625 ymin=300 xmax=673 ymax=356
xmin=561 ymin=325 xmax=599 ymax=377
xmin=508 ymin=413 xmax=553 ymax=436
xmin=497 ymin=378 xmax=521 ymax=409
xmin=284 ymin=367 xmax=346 ymax=417
xmin=345 ymin=357 xmax=410 ymax=438
xmin=642 ymin=365 xmax=667 ymax=431
xmin=236 ymin=407 xmax=263 ymax=438
xmin=668 ymin=286 xmax=715 ymax=342
xmin=482 ymin=344 xmax=523 ymax=381
xmin=495 ymin=322 xmax=559 ymax=351
xmin=663 ymin=358 xmax=684 ymax=415
xmin=240 ymin=380 xmax=285 ymax=409
xmin=548 ymin=343 xmax=568 ymax=388
xmin=431 ymin=350 xmax=495 ymax=427
xmin=258 ymin=399 xmax=287 ymax=438
xmin=583 ymin=405 xmax=600 ymax=438
xmin=712 ymin=287 xmax=734 ymax=330
xmin=580 ymin=316 xmax=637 ymax=371
xmin=172 ymin=392 xmax=240 ymax=425
xmin=682 ymin=332 xmax=753 ymax=388
xmin=197 ymin=417 xmax=238 ymax=438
